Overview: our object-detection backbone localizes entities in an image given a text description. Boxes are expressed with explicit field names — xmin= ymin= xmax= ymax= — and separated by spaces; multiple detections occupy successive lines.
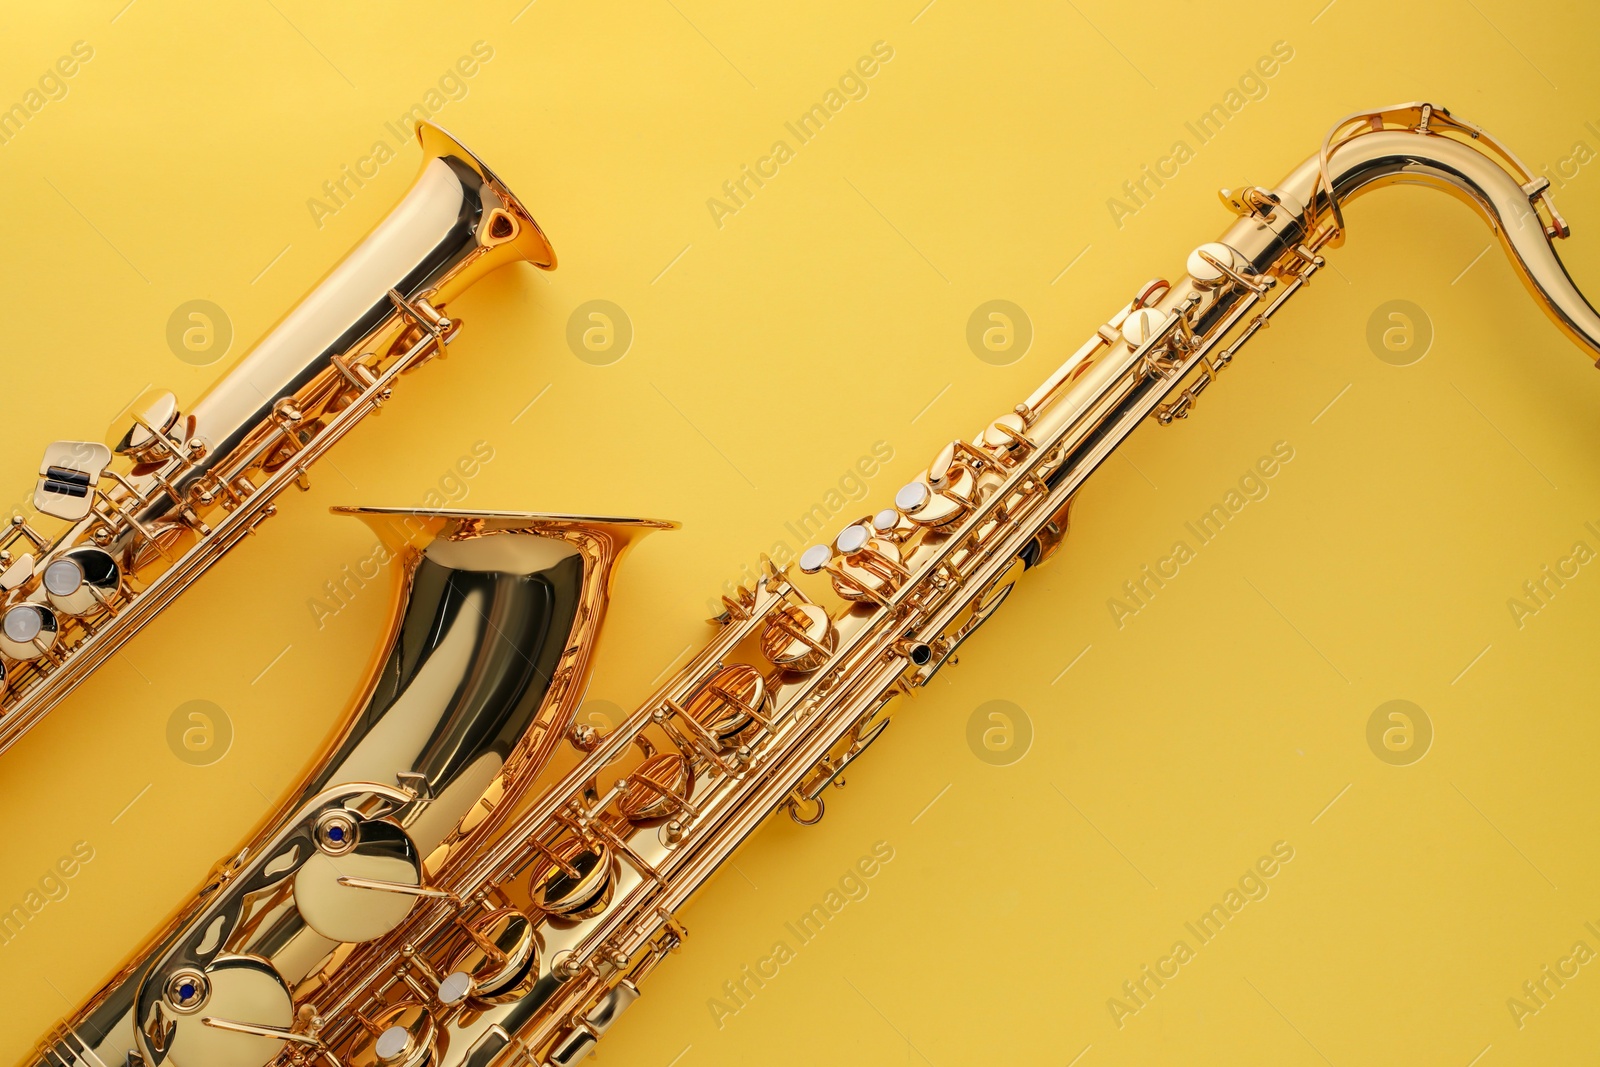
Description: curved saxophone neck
xmin=32 ymin=104 xmax=1600 ymax=1067
xmin=1312 ymin=102 xmax=1571 ymax=240
xmin=1227 ymin=101 xmax=1600 ymax=363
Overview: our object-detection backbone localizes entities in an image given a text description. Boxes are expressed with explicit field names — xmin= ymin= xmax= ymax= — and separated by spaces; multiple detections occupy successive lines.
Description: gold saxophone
xmin=30 ymin=103 xmax=1600 ymax=1067
xmin=0 ymin=123 xmax=553 ymax=756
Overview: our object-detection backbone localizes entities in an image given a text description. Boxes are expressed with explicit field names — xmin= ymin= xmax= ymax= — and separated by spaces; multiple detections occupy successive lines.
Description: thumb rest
xmin=31 ymin=104 xmax=1600 ymax=1067
xmin=0 ymin=122 xmax=554 ymax=757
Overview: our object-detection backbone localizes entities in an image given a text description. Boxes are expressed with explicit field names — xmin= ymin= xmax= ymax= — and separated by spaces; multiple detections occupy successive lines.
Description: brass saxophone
xmin=0 ymin=123 xmax=553 ymax=756
xmin=31 ymin=103 xmax=1600 ymax=1067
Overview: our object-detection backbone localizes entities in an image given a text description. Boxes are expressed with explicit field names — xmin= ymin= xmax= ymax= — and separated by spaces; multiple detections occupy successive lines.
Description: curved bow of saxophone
xmin=29 ymin=104 xmax=1600 ymax=1067
xmin=36 ymin=508 xmax=669 ymax=1067
xmin=1238 ymin=102 xmax=1600 ymax=359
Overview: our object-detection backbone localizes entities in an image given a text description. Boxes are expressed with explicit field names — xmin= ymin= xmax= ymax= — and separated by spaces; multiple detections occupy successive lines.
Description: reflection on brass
xmin=684 ymin=664 xmax=769 ymax=749
xmin=531 ymin=836 xmax=618 ymax=921
xmin=0 ymin=123 xmax=555 ymax=755
xmin=31 ymin=104 xmax=1600 ymax=1067
xmin=447 ymin=909 xmax=540 ymax=1005
xmin=617 ymin=753 xmax=694 ymax=822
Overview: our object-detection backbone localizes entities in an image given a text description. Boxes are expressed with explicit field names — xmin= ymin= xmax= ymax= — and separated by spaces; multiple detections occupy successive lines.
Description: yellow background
xmin=1 ymin=1 xmax=1599 ymax=1063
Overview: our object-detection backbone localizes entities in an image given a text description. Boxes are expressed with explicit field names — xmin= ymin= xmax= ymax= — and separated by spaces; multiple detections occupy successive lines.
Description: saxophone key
xmin=41 ymin=546 xmax=120 ymax=617
xmin=683 ymin=662 xmax=771 ymax=749
xmin=110 ymin=387 xmax=182 ymax=463
xmin=870 ymin=507 xmax=915 ymax=542
xmin=1218 ymin=185 xmax=1282 ymax=220
xmin=1186 ymin=241 xmax=1241 ymax=288
xmin=530 ymin=837 xmax=617 ymax=920
xmin=896 ymin=468 xmax=974 ymax=528
xmin=892 ymin=478 xmax=930 ymax=514
xmin=1122 ymin=306 xmax=1170 ymax=349
xmin=0 ymin=603 xmax=59 ymax=660
xmin=932 ymin=437 xmax=998 ymax=484
xmin=294 ymin=817 xmax=426 ymax=943
xmin=34 ymin=441 xmax=112 ymax=522
xmin=161 ymin=955 xmax=296 ymax=1067
xmin=759 ymin=601 xmax=835 ymax=673
xmin=0 ymin=550 xmax=35 ymax=590
xmin=446 ymin=909 xmax=540 ymax=1005
xmin=657 ymin=698 xmax=744 ymax=776
xmin=436 ymin=970 xmax=472 ymax=1007
xmin=617 ymin=752 xmax=695 ymax=822
xmin=975 ymin=412 xmax=1035 ymax=460
xmin=546 ymin=981 xmax=641 ymax=1067
xmin=348 ymin=1004 xmax=437 ymax=1067
xmin=825 ymin=526 xmax=910 ymax=604
xmin=797 ymin=543 xmax=832 ymax=575
xmin=1189 ymin=241 xmax=1274 ymax=295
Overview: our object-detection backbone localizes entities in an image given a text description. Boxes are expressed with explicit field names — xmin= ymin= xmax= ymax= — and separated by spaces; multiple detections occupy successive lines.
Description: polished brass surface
xmin=683 ymin=664 xmax=768 ymax=748
xmin=448 ymin=909 xmax=540 ymax=1005
xmin=616 ymin=754 xmax=694 ymax=822
xmin=31 ymin=509 xmax=668 ymax=1067
xmin=28 ymin=104 xmax=1600 ymax=1067
xmin=0 ymin=123 xmax=555 ymax=755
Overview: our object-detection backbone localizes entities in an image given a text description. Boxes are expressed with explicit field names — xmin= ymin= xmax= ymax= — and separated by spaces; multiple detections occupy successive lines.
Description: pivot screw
xmin=164 ymin=968 xmax=210 ymax=1014
xmin=314 ymin=810 xmax=359 ymax=856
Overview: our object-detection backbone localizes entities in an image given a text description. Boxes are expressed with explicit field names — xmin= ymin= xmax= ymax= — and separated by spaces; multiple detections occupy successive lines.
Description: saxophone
xmin=30 ymin=103 xmax=1600 ymax=1067
xmin=0 ymin=123 xmax=553 ymax=757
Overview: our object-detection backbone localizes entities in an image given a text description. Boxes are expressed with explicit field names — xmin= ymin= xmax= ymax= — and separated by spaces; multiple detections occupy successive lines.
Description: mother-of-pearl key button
xmin=439 ymin=971 xmax=472 ymax=1005
xmin=0 ymin=604 xmax=57 ymax=659
xmin=376 ymin=1027 xmax=410 ymax=1061
xmin=834 ymin=525 xmax=869 ymax=554
xmin=799 ymin=544 xmax=832 ymax=574
xmin=894 ymin=481 xmax=930 ymax=511
xmin=42 ymin=559 xmax=82 ymax=597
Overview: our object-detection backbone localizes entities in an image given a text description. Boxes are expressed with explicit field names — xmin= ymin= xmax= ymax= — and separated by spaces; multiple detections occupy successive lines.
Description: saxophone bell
xmin=0 ymin=121 xmax=556 ymax=752
xmin=40 ymin=507 xmax=672 ymax=1067
xmin=33 ymin=103 xmax=1600 ymax=1067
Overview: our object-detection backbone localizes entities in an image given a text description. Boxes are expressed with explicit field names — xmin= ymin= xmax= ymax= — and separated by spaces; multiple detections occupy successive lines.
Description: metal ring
xmin=787 ymin=796 xmax=825 ymax=826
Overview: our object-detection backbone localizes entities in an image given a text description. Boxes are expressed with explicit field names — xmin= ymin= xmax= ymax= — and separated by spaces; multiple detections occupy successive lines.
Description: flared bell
xmin=42 ymin=508 xmax=673 ymax=1067
xmin=317 ymin=508 xmax=675 ymax=868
